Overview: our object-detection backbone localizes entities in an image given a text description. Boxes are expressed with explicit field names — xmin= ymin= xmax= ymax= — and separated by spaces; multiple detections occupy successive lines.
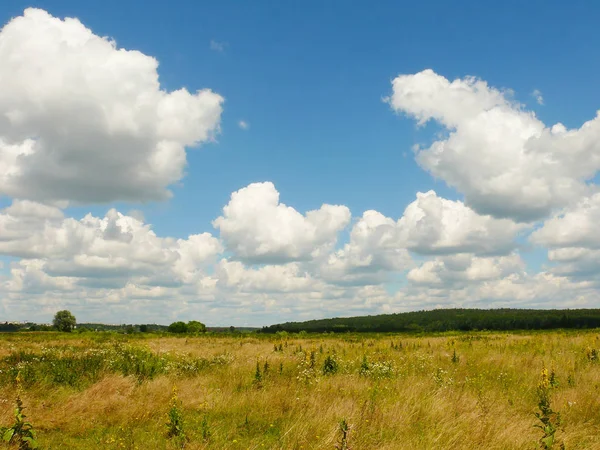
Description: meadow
xmin=1 ymin=330 xmax=599 ymax=449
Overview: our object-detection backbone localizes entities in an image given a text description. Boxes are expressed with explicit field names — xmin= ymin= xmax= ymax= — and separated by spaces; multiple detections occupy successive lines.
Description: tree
xmin=187 ymin=321 xmax=206 ymax=334
xmin=168 ymin=321 xmax=188 ymax=333
xmin=53 ymin=310 xmax=76 ymax=332
xmin=139 ymin=324 xmax=149 ymax=333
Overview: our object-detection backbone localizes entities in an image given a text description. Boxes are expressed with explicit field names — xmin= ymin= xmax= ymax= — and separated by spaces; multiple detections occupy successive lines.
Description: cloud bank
xmin=2 ymin=10 xmax=599 ymax=325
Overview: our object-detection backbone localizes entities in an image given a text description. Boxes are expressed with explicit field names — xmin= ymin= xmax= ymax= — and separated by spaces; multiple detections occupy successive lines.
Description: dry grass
xmin=1 ymin=330 xmax=600 ymax=449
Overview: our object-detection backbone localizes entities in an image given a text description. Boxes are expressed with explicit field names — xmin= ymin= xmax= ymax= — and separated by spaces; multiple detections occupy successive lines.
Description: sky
xmin=1 ymin=1 xmax=600 ymax=326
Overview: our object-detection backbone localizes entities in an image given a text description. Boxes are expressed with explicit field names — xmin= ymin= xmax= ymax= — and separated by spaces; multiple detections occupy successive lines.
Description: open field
xmin=1 ymin=331 xmax=600 ymax=449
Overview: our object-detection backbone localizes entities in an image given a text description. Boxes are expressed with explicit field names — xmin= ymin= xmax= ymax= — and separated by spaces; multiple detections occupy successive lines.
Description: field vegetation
xmin=1 ymin=330 xmax=599 ymax=449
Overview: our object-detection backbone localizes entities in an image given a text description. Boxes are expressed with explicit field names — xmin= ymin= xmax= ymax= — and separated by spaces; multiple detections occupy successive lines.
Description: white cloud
xmin=407 ymin=253 xmax=525 ymax=288
xmin=0 ymin=8 xmax=223 ymax=205
xmin=388 ymin=69 xmax=600 ymax=221
xmin=213 ymin=182 xmax=351 ymax=263
xmin=1 ymin=22 xmax=598 ymax=326
xmin=0 ymin=201 xmax=222 ymax=286
xmin=529 ymin=193 xmax=600 ymax=281
xmin=210 ymin=40 xmax=226 ymax=52
xmin=398 ymin=191 xmax=526 ymax=255
xmin=319 ymin=190 xmax=523 ymax=285
xmin=215 ymin=260 xmax=318 ymax=293
xmin=320 ymin=210 xmax=412 ymax=285
xmin=531 ymin=193 xmax=600 ymax=249
xmin=532 ymin=89 xmax=544 ymax=105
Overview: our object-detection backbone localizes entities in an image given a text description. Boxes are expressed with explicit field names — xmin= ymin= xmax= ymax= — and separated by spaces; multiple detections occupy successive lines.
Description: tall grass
xmin=0 ymin=331 xmax=599 ymax=448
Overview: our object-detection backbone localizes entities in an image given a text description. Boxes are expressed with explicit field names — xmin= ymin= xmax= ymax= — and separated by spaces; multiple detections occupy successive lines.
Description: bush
xmin=168 ymin=322 xmax=188 ymax=333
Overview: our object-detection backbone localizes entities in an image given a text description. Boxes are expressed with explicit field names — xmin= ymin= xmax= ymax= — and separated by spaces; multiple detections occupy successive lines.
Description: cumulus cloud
xmin=407 ymin=253 xmax=525 ymax=288
xmin=320 ymin=210 xmax=411 ymax=285
xmin=320 ymin=190 xmax=523 ymax=285
xmin=213 ymin=182 xmax=351 ymax=263
xmin=2 ymin=21 xmax=598 ymax=325
xmin=215 ymin=260 xmax=318 ymax=293
xmin=532 ymin=89 xmax=544 ymax=105
xmin=529 ymin=193 xmax=600 ymax=281
xmin=388 ymin=69 xmax=600 ymax=221
xmin=531 ymin=193 xmax=600 ymax=249
xmin=0 ymin=8 xmax=223 ymax=205
xmin=0 ymin=201 xmax=222 ymax=287
xmin=398 ymin=191 xmax=526 ymax=255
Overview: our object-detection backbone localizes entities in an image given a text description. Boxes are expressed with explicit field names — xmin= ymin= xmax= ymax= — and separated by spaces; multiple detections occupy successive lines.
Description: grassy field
xmin=1 ymin=330 xmax=599 ymax=449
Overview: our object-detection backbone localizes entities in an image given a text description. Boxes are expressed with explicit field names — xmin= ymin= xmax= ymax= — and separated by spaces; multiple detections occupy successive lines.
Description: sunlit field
xmin=1 ymin=331 xmax=600 ymax=449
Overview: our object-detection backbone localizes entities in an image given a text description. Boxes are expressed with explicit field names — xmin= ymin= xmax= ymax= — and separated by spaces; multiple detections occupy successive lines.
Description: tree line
xmin=260 ymin=308 xmax=600 ymax=333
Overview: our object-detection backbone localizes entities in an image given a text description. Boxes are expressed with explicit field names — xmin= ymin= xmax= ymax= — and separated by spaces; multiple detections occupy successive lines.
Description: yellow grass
xmin=1 ymin=331 xmax=600 ymax=449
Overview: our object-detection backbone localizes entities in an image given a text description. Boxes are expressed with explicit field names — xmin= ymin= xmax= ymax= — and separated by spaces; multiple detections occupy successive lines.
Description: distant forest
xmin=260 ymin=308 xmax=600 ymax=333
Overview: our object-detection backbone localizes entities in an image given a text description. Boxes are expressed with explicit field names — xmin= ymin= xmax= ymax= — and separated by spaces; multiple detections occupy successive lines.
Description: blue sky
xmin=1 ymin=1 xmax=600 ymax=325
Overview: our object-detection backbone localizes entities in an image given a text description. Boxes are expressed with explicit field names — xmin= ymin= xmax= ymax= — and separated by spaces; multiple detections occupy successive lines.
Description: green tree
xmin=168 ymin=321 xmax=188 ymax=333
xmin=52 ymin=310 xmax=76 ymax=332
xmin=187 ymin=321 xmax=206 ymax=334
xmin=139 ymin=324 xmax=149 ymax=333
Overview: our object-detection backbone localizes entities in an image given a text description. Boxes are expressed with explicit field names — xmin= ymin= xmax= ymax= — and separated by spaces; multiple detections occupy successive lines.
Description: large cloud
xmin=398 ymin=190 xmax=525 ymax=254
xmin=531 ymin=193 xmax=600 ymax=249
xmin=321 ymin=190 xmax=522 ymax=285
xmin=388 ymin=69 xmax=600 ymax=221
xmin=213 ymin=182 xmax=351 ymax=263
xmin=0 ymin=8 xmax=223 ymax=204
xmin=407 ymin=253 xmax=525 ymax=288
xmin=530 ymin=193 xmax=600 ymax=281
xmin=0 ymin=201 xmax=222 ymax=288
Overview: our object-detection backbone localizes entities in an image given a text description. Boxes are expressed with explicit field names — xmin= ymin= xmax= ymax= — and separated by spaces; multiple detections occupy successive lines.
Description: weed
xmin=585 ymin=347 xmax=598 ymax=362
xmin=534 ymin=368 xmax=564 ymax=449
xmin=165 ymin=385 xmax=187 ymax=446
xmin=335 ymin=418 xmax=351 ymax=450
xmin=254 ymin=360 xmax=263 ymax=386
xmin=359 ymin=355 xmax=369 ymax=376
xmin=1 ymin=372 xmax=38 ymax=449
xmin=322 ymin=355 xmax=339 ymax=375
xmin=451 ymin=348 xmax=460 ymax=364
xmin=200 ymin=415 xmax=211 ymax=442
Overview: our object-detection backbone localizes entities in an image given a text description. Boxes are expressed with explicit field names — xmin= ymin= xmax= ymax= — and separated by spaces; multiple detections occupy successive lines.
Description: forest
xmin=260 ymin=308 xmax=600 ymax=333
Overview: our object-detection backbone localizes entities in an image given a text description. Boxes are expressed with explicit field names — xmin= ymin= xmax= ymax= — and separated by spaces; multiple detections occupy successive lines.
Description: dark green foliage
xmin=53 ymin=310 xmax=76 ymax=332
xmin=322 ymin=355 xmax=339 ymax=375
xmin=260 ymin=308 xmax=600 ymax=333
xmin=451 ymin=349 xmax=460 ymax=364
xmin=254 ymin=361 xmax=262 ymax=386
xmin=168 ymin=320 xmax=207 ymax=334
xmin=168 ymin=321 xmax=188 ymax=333
xmin=187 ymin=320 xmax=206 ymax=334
